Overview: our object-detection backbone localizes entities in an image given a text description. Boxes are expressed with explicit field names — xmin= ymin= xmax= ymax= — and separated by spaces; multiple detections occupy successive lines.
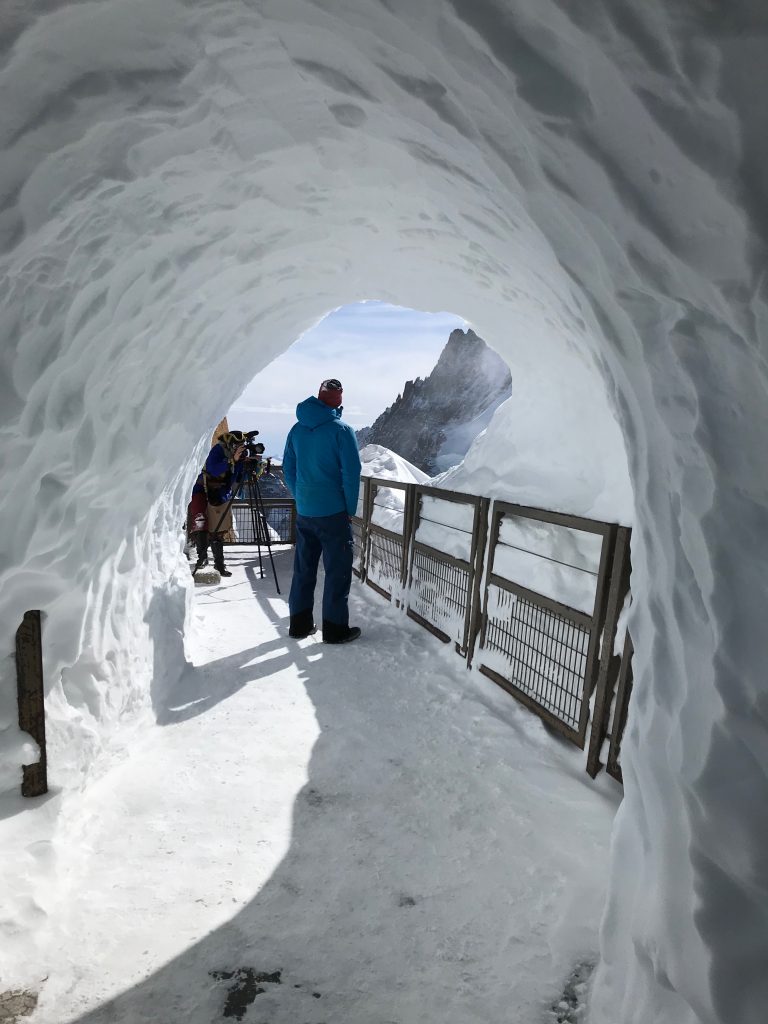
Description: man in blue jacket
xmin=283 ymin=379 xmax=362 ymax=643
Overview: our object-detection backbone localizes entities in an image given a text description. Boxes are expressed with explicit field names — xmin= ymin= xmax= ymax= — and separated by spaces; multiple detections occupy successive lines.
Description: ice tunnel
xmin=1 ymin=2 xmax=767 ymax=1022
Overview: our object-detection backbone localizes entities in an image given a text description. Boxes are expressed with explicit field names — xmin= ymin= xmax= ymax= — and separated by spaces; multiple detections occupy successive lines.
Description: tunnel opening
xmin=223 ymin=300 xmax=471 ymax=474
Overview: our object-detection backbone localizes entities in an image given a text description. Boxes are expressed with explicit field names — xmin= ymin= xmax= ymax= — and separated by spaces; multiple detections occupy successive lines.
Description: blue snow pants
xmin=288 ymin=511 xmax=354 ymax=626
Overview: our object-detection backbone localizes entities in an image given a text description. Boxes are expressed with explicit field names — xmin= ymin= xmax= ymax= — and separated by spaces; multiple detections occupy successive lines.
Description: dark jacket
xmin=192 ymin=443 xmax=246 ymax=504
xmin=283 ymin=398 xmax=361 ymax=517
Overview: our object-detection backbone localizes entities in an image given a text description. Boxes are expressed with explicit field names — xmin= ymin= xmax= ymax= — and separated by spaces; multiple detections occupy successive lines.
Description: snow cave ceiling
xmin=2 ymin=3 xmax=768 ymax=1024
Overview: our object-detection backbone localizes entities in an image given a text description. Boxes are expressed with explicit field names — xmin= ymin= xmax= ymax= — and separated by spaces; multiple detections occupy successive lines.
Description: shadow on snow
xmin=70 ymin=545 xmax=609 ymax=1024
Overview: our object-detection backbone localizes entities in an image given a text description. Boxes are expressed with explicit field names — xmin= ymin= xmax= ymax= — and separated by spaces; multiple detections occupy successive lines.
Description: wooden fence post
xmin=15 ymin=610 xmax=48 ymax=798
xmin=606 ymin=633 xmax=634 ymax=784
xmin=586 ymin=528 xmax=632 ymax=778
xmin=466 ymin=497 xmax=491 ymax=667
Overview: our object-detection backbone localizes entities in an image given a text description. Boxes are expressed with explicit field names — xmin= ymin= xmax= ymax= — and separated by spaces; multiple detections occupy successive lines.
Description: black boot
xmin=210 ymin=537 xmax=232 ymax=577
xmin=192 ymin=531 xmax=209 ymax=574
xmin=289 ymin=609 xmax=317 ymax=639
xmin=322 ymin=620 xmax=361 ymax=644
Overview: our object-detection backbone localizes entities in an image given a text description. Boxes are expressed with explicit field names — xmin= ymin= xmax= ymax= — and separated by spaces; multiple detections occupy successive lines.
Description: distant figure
xmin=188 ymin=431 xmax=247 ymax=577
xmin=283 ymin=379 xmax=362 ymax=643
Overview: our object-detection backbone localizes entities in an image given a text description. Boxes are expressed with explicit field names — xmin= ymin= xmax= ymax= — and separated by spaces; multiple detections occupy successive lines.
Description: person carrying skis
xmin=283 ymin=378 xmax=362 ymax=643
xmin=187 ymin=431 xmax=248 ymax=577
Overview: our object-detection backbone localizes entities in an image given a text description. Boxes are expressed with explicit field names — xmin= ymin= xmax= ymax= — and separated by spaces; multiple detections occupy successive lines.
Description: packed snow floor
xmin=17 ymin=546 xmax=620 ymax=1024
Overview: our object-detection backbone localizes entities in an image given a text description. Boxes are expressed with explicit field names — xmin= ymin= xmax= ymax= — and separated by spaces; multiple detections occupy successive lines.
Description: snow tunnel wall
xmin=1 ymin=3 xmax=767 ymax=1023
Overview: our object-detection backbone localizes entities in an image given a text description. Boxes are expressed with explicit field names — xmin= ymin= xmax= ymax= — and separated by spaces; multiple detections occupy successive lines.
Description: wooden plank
xmin=15 ymin=611 xmax=48 ymax=798
xmin=406 ymin=608 xmax=451 ymax=644
xmin=478 ymin=664 xmax=582 ymax=746
xmin=490 ymin=498 xmax=614 ymax=536
xmin=412 ymin=540 xmax=471 ymax=571
xmin=414 ymin=484 xmax=483 ymax=507
xmin=487 ymin=575 xmax=593 ymax=629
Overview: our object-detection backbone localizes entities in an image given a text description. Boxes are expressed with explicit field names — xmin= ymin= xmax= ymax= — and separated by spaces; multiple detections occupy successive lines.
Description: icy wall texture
xmin=1 ymin=1 xmax=766 ymax=1021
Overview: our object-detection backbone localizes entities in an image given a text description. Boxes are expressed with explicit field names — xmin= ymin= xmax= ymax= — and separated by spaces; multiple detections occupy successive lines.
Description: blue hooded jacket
xmin=283 ymin=397 xmax=361 ymax=517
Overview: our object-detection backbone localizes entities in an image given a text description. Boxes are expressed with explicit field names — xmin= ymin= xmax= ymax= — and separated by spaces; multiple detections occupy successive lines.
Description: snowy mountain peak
xmin=357 ymin=329 xmax=512 ymax=474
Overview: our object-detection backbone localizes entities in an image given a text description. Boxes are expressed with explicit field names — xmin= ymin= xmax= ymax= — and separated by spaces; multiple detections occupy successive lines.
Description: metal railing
xmin=406 ymin=486 xmax=489 ymax=655
xmin=354 ymin=477 xmax=633 ymax=781
xmin=229 ymin=499 xmax=296 ymax=545
xmin=364 ymin=478 xmax=414 ymax=604
xmin=477 ymin=502 xmax=620 ymax=748
xmin=221 ymin=474 xmax=634 ymax=782
xmin=13 ymin=479 xmax=633 ymax=799
xmin=223 ymin=476 xmax=634 ymax=781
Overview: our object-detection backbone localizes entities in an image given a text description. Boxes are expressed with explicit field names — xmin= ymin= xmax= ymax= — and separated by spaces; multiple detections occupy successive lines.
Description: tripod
xmin=241 ymin=463 xmax=281 ymax=593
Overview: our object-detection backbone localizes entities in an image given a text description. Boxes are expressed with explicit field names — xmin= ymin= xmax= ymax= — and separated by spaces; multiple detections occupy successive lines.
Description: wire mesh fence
xmin=364 ymin=479 xmax=412 ymax=602
xmin=366 ymin=527 xmax=407 ymax=601
xmin=480 ymin=583 xmax=592 ymax=738
xmin=476 ymin=503 xmax=618 ymax=748
xmin=405 ymin=487 xmax=488 ymax=653
xmin=408 ymin=545 xmax=471 ymax=644
xmin=230 ymin=500 xmax=295 ymax=544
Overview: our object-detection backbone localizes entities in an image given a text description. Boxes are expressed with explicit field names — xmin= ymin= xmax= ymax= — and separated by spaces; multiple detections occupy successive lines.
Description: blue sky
xmin=227 ymin=301 xmax=467 ymax=458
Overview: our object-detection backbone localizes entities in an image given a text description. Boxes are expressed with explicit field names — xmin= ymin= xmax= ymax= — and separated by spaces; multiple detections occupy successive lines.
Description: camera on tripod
xmin=244 ymin=442 xmax=265 ymax=461
xmin=244 ymin=443 xmax=266 ymax=470
xmin=239 ymin=429 xmax=263 ymax=460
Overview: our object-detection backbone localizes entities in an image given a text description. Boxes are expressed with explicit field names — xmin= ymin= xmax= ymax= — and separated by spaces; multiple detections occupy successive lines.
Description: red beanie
xmin=318 ymin=378 xmax=343 ymax=408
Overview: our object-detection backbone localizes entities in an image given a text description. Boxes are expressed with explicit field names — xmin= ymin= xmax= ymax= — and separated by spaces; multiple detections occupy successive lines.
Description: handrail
xmin=353 ymin=474 xmax=632 ymax=783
